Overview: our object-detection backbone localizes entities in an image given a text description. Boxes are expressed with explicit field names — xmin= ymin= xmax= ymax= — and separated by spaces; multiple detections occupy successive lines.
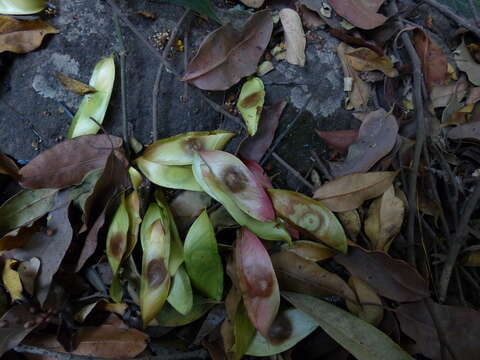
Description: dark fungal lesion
xmin=146 ymin=258 xmax=167 ymax=288
xmin=240 ymin=92 xmax=262 ymax=108
xmin=109 ymin=232 xmax=126 ymax=259
xmin=267 ymin=312 xmax=293 ymax=345
xmin=222 ymin=166 xmax=249 ymax=193
xmin=183 ymin=137 xmax=203 ymax=154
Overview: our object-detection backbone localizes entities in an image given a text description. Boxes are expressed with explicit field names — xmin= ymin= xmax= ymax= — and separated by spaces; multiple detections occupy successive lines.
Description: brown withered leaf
xmin=346 ymin=276 xmax=383 ymax=326
xmin=447 ymin=121 xmax=480 ymax=141
xmin=279 ymin=9 xmax=306 ymax=67
xmin=337 ymin=43 xmax=371 ymax=111
xmin=20 ymin=135 xmax=123 ymax=190
xmin=335 ymin=246 xmax=429 ymax=302
xmin=271 ymin=251 xmax=359 ymax=307
xmin=316 ymin=129 xmax=359 ymax=153
xmin=314 ymin=171 xmax=398 ymax=212
xmin=238 ymin=101 xmax=286 ymax=162
xmin=329 ymin=0 xmax=387 ymax=30
xmin=345 ymin=47 xmax=398 ymax=77
xmin=328 ymin=28 xmax=384 ymax=56
xmin=0 ymin=16 xmax=59 ymax=54
xmin=396 ymin=299 xmax=480 ymax=360
xmin=430 ymin=80 xmax=468 ymax=108
xmin=455 ymin=41 xmax=480 ymax=86
xmin=0 ymin=222 xmax=40 ymax=251
xmin=182 ymin=10 xmax=273 ymax=91
xmin=76 ymin=153 xmax=131 ymax=271
xmin=55 ymin=72 xmax=97 ymax=95
xmin=364 ymin=185 xmax=405 ymax=252
xmin=0 ymin=304 xmax=38 ymax=357
xmin=329 ymin=109 xmax=399 ymax=177
xmin=5 ymin=191 xmax=73 ymax=305
xmin=0 ymin=151 xmax=19 ymax=179
xmin=413 ymin=29 xmax=449 ymax=89
xmin=26 ymin=323 xmax=148 ymax=358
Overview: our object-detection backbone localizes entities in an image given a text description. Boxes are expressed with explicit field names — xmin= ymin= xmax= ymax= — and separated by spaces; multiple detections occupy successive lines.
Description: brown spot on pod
xmin=183 ymin=137 xmax=203 ymax=154
xmin=109 ymin=233 xmax=126 ymax=259
xmin=146 ymin=258 xmax=167 ymax=288
xmin=222 ymin=166 xmax=248 ymax=193
xmin=240 ymin=92 xmax=262 ymax=108
xmin=268 ymin=313 xmax=293 ymax=344
xmin=245 ymin=271 xmax=274 ymax=297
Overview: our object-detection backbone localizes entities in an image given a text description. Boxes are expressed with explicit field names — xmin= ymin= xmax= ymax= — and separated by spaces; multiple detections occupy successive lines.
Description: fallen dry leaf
xmin=328 ymin=28 xmax=384 ymax=56
xmin=17 ymin=257 xmax=40 ymax=296
xmin=283 ymin=240 xmax=336 ymax=262
xmin=455 ymin=41 xmax=480 ymax=86
xmin=430 ymin=80 xmax=468 ymax=108
xmin=347 ymin=276 xmax=383 ymax=326
xmin=19 ymin=135 xmax=123 ymax=190
xmin=336 ymin=209 xmax=361 ymax=241
xmin=329 ymin=0 xmax=387 ymax=30
xmin=279 ymin=9 xmax=306 ymax=67
xmin=239 ymin=0 xmax=264 ymax=8
xmin=55 ymin=72 xmax=97 ymax=95
xmin=396 ymin=299 xmax=480 ymax=360
xmin=238 ymin=101 xmax=286 ymax=162
xmin=345 ymin=47 xmax=398 ymax=77
xmin=337 ymin=42 xmax=371 ymax=110
xmin=298 ymin=4 xmax=325 ymax=30
xmin=182 ymin=10 xmax=273 ymax=91
xmin=316 ymin=129 xmax=359 ymax=153
xmin=328 ymin=109 xmax=399 ymax=177
xmin=272 ymin=251 xmax=359 ymax=307
xmin=413 ymin=29 xmax=449 ymax=89
xmin=0 ymin=16 xmax=58 ymax=54
xmin=447 ymin=121 xmax=480 ymax=141
xmin=314 ymin=171 xmax=397 ymax=212
xmin=0 ymin=151 xmax=19 ymax=179
xmin=2 ymin=259 xmax=23 ymax=301
xmin=0 ymin=304 xmax=38 ymax=357
xmin=336 ymin=246 xmax=429 ymax=302
xmin=364 ymin=185 xmax=405 ymax=252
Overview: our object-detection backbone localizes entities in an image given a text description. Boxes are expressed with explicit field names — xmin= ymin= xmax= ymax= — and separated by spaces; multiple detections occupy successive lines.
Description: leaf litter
xmin=2 ymin=0 xmax=480 ymax=359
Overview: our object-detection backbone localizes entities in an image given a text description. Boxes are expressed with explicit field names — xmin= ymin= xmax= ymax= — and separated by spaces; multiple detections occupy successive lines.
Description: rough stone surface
xmin=0 ymin=0 xmax=359 ymax=192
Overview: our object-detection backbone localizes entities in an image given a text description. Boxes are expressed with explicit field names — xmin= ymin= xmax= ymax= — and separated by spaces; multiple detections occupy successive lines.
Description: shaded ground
xmin=0 ymin=0 xmax=460 ymax=190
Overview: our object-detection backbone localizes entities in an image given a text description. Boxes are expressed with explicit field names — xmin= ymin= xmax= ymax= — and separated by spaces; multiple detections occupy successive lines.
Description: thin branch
xmin=260 ymin=97 xmax=312 ymax=166
xmin=152 ymin=9 xmax=191 ymax=141
xmin=310 ymin=150 xmax=333 ymax=181
xmin=113 ymin=12 xmax=129 ymax=149
xmin=272 ymin=152 xmax=314 ymax=192
xmin=420 ymin=0 xmax=480 ymax=38
xmin=102 ymin=0 xmax=245 ymax=131
xmin=439 ymin=183 xmax=480 ymax=302
xmin=389 ymin=0 xmax=426 ymax=266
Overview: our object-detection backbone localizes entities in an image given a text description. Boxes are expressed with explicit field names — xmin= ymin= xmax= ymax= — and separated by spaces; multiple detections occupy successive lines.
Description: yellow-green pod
xmin=140 ymin=204 xmax=171 ymax=326
xmin=166 ymin=265 xmax=193 ymax=315
xmin=67 ymin=56 xmax=115 ymax=138
xmin=0 ymin=0 xmax=45 ymax=14
xmin=136 ymin=157 xmax=202 ymax=192
xmin=106 ymin=193 xmax=130 ymax=276
xmin=237 ymin=77 xmax=265 ymax=136
xmin=141 ymin=130 xmax=235 ymax=165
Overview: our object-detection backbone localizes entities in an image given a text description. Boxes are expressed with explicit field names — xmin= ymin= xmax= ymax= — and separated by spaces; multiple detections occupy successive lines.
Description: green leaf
xmin=0 ymin=0 xmax=45 ymax=14
xmin=141 ymin=130 xmax=235 ymax=165
xmin=233 ymin=300 xmax=256 ymax=360
xmin=247 ymin=309 xmax=318 ymax=356
xmin=136 ymin=157 xmax=202 ymax=192
xmin=184 ymin=210 xmax=223 ymax=301
xmin=269 ymin=189 xmax=347 ymax=252
xmin=156 ymin=295 xmax=214 ymax=327
xmin=192 ymin=153 xmax=291 ymax=242
xmin=160 ymin=0 xmax=221 ymax=24
xmin=67 ymin=56 xmax=115 ymax=138
xmin=140 ymin=204 xmax=171 ymax=326
xmin=155 ymin=191 xmax=184 ymax=274
xmin=106 ymin=193 xmax=130 ymax=275
xmin=237 ymin=77 xmax=265 ymax=136
xmin=0 ymin=189 xmax=57 ymax=237
xmin=166 ymin=265 xmax=193 ymax=315
xmin=283 ymin=292 xmax=414 ymax=360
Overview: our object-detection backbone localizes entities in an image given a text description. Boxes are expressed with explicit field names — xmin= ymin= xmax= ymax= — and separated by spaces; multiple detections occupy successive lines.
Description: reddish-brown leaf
xmin=396 ymin=300 xmax=480 ymax=360
xmin=235 ymin=227 xmax=280 ymax=337
xmin=328 ymin=28 xmax=384 ymax=56
xmin=316 ymin=129 xmax=359 ymax=153
xmin=0 ymin=304 xmax=38 ymax=357
xmin=413 ymin=29 xmax=449 ymax=89
xmin=19 ymin=134 xmax=123 ymax=189
xmin=182 ymin=10 xmax=273 ymax=91
xmin=329 ymin=109 xmax=399 ymax=177
xmin=328 ymin=0 xmax=387 ymax=30
xmin=238 ymin=101 xmax=286 ymax=162
xmin=335 ymin=246 xmax=429 ymax=302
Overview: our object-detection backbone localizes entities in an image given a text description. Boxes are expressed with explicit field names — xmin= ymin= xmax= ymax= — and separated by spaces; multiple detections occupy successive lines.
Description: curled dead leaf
xmin=279 ymin=9 xmax=306 ymax=67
